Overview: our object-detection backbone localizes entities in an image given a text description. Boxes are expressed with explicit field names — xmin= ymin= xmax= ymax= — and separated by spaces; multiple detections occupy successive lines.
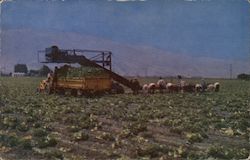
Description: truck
xmin=48 ymin=65 xmax=116 ymax=95
xmin=39 ymin=46 xmax=138 ymax=95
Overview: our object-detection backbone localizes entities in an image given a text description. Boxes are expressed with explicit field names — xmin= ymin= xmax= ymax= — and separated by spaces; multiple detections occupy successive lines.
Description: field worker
xmin=47 ymin=71 xmax=53 ymax=82
xmin=180 ymin=80 xmax=186 ymax=88
xmin=129 ymin=79 xmax=140 ymax=94
xmin=214 ymin=82 xmax=220 ymax=92
xmin=201 ymin=78 xmax=206 ymax=92
xmin=38 ymin=80 xmax=46 ymax=92
xmin=142 ymin=84 xmax=149 ymax=94
xmin=177 ymin=75 xmax=182 ymax=87
xmin=148 ymin=83 xmax=157 ymax=94
xmin=47 ymin=72 xmax=51 ymax=79
xmin=157 ymin=77 xmax=166 ymax=93
xmin=177 ymin=75 xmax=185 ymax=93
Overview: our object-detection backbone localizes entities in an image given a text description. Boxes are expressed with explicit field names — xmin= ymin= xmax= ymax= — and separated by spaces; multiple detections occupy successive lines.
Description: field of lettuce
xmin=0 ymin=77 xmax=249 ymax=160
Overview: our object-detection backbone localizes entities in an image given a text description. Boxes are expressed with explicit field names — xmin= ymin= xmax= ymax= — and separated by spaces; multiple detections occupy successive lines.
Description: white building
xmin=12 ymin=72 xmax=26 ymax=77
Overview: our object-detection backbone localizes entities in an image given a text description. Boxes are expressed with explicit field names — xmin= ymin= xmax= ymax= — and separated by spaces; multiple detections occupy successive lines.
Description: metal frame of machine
xmin=38 ymin=46 xmax=141 ymax=95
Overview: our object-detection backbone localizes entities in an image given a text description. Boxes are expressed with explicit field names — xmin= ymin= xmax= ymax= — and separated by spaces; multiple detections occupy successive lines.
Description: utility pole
xmin=229 ymin=64 xmax=232 ymax=79
xmin=144 ymin=67 xmax=148 ymax=77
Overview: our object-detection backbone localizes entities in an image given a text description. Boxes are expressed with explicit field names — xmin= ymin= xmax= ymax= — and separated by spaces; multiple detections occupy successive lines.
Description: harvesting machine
xmin=38 ymin=46 xmax=141 ymax=95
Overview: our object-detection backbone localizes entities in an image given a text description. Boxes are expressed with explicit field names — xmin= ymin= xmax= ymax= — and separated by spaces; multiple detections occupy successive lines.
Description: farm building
xmin=12 ymin=72 xmax=26 ymax=77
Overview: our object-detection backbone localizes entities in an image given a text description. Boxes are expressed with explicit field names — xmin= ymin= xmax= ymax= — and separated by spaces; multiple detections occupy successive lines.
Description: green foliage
xmin=14 ymin=64 xmax=28 ymax=73
xmin=0 ymin=77 xmax=249 ymax=159
xmin=125 ymin=122 xmax=147 ymax=135
xmin=32 ymin=128 xmax=48 ymax=137
xmin=207 ymin=145 xmax=249 ymax=159
xmin=35 ymin=135 xmax=57 ymax=148
xmin=20 ymin=139 xmax=32 ymax=150
xmin=17 ymin=122 xmax=29 ymax=132
xmin=73 ymin=131 xmax=89 ymax=141
xmin=136 ymin=143 xmax=169 ymax=158
xmin=0 ymin=134 xmax=20 ymax=147
xmin=0 ymin=133 xmax=33 ymax=150
xmin=237 ymin=73 xmax=250 ymax=80
xmin=185 ymin=132 xmax=204 ymax=143
xmin=29 ymin=69 xmax=40 ymax=76
xmin=44 ymin=150 xmax=63 ymax=159
xmin=39 ymin=65 xmax=52 ymax=76
xmin=2 ymin=116 xmax=18 ymax=129
xmin=57 ymin=66 xmax=108 ymax=79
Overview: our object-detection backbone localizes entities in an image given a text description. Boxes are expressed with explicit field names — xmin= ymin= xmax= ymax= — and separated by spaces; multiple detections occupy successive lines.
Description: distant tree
xmin=29 ymin=69 xmax=40 ymax=76
xmin=237 ymin=73 xmax=250 ymax=80
xmin=39 ymin=65 xmax=52 ymax=76
xmin=14 ymin=64 xmax=28 ymax=73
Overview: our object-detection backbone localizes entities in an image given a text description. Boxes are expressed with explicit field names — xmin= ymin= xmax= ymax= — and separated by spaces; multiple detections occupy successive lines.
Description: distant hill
xmin=1 ymin=29 xmax=249 ymax=78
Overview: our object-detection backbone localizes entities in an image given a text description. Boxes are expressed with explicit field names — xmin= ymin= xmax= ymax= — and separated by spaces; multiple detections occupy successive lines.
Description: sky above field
xmin=1 ymin=0 xmax=250 ymax=60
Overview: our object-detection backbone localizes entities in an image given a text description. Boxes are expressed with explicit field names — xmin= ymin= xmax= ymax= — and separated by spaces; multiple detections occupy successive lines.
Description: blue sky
xmin=1 ymin=0 xmax=250 ymax=60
